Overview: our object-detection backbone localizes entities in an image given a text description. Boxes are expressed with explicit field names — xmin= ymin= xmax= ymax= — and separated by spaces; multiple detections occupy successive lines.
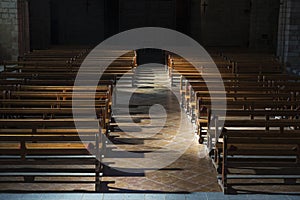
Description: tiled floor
xmin=100 ymin=64 xmax=220 ymax=192
xmin=0 ymin=193 xmax=300 ymax=200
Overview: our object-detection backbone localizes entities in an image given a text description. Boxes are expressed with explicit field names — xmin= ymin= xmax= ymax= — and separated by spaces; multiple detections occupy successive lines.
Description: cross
xmin=202 ymin=1 xmax=208 ymax=14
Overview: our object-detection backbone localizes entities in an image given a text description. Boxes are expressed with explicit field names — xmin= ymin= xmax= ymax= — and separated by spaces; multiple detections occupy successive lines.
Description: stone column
xmin=0 ymin=0 xmax=18 ymax=61
xmin=277 ymin=0 xmax=300 ymax=74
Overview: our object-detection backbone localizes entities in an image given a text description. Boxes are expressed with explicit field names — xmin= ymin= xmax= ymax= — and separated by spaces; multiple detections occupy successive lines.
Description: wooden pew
xmin=0 ymin=118 xmax=103 ymax=191
xmin=0 ymin=99 xmax=110 ymax=129
xmin=212 ymin=119 xmax=300 ymax=194
xmin=179 ymin=74 xmax=262 ymax=108
xmin=220 ymin=50 xmax=284 ymax=74
xmin=0 ymin=86 xmax=112 ymax=130
xmin=3 ymin=49 xmax=137 ymax=87
xmin=196 ymin=98 xmax=300 ymax=143
xmin=173 ymin=48 xmax=300 ymax=194
xmin=0 ymin=99 xmax=107 ymax=108
xmin=167 ymin=52 xmax=236 ymax=85
xmin=0 ymin=78 xmax=116 ymax=86
xmin=191 ymin=82 xmax=298 ymax=138
xmin=0 ymin=70 xmax=135 ymax=87
xmin=4 ymin=61 xmax=134 ymax=73
xmin=0 ymin=47 xmax=139 ymax=191
xmin=189 ymin=89 xmax=294 ymax=121
xmin=0 ymin=85 xmax=113 ymax=105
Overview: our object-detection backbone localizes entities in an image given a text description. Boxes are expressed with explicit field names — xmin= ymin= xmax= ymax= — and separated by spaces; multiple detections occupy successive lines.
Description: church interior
xmin=0 ymin=0 xmax=300 ymax=199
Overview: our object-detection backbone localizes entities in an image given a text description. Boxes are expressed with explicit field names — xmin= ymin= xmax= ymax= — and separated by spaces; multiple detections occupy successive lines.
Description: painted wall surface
xmin=29 ymin=0 xmax=51 ymax=49
xmin=119 ymin=0 xmax=176 ymax=32
xmin=50 ymin=0 xmax=105 ymax=45
xmin=199 ymin=0 xmax=251 ymax=47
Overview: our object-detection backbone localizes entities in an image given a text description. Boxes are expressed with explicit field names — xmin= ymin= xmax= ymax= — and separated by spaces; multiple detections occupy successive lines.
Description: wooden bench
xmin=0 ymin=86 xmax=112 ymax=130
xmin=172 ymin=48 xmax=300 ymax=194
xmin=0 ymin=77 xmax=117 ymax=86
xmin=183 ymin=83 xmax=279 ymax=115
xmin=189 ymin=89 xmax=295 ymax=123
xmin=0 ymin=70 xmax=135 ymax=87
xmin=181 ymin=73 xmax=297 ymax=120
xmin=4 ymin=61 xmax=134 ymax=73
xmin=197 ymin=99 xmax=300 ymax=142
xmin=4 ymin=48 xmax=137 ymax=87
xmin=167 ymin=52 xmax=236 ymax=82
xmin=219 ymin=51 xmax=284 ymax=74
xmin=0 ymin=85 xmax=113 ymax=104
xmin=213 ymin=119 xmax=300 ymax=194
xmin=0 ymin=47 xmax=139 ymax=191
xmin=0 ymin=118 xmax=103 ymax=191
xmin=0 ymin=99 xmax=110 ymax=127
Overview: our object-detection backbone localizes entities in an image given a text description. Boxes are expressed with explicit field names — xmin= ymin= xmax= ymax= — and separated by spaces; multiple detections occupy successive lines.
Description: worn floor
xmin=1 ymin=192 xmax=300 ymax=200
xmin=100 ymin=64 xmax=220 ymax=192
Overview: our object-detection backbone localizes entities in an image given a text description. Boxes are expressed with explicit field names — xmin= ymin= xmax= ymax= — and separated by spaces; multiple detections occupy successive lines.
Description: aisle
xmin=102 ymin=63 xmax=220 ymax=192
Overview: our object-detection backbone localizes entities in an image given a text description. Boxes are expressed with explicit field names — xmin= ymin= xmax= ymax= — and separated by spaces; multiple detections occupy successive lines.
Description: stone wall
xmin=190 ymin=0 xmax=281 ymax=49
xmin=277 ymin=0 xmax=300 ymax=73
xmin=0 ymin=0 xmax=18 ymax=61
xmin=286 ymin=0 xmax=300 ymax=71
xmin=0 ymin=0 xmax=298 ymax=64
xmin=249 ymin=0 xmax=280 ymax=50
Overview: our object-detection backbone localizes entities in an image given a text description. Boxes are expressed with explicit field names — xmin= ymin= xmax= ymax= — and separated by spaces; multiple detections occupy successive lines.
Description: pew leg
xmin=214 ymin=149 xmax=218 ymax=163
xmin=198 ymin=125 xmax=203 ymax=144
xmin=284 ymin=178 xmax=297 ymax=184
xmin=198 ymin=137 xmax=204 ymax=144
xmin=198 ymin=123 xmax=206 ymax=144
xmin=24 ymin=176 xmax=35 ymax=183
xmin=224 ymin=185 xmax=236 ymax=194
xmin=95 ymin=160 xmax=102 ymax=192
